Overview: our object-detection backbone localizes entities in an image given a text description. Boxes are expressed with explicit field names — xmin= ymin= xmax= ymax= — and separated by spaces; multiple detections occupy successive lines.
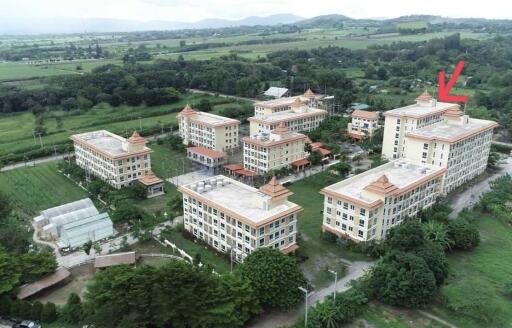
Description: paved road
xmin=187 ymin=88 xmax=257 ymax=103
xmin=247 ymin=261 xmax=374 ymax=328
xmin=449 ymin=155 xmax=512 ymax=218
xmin=1 ymin=154 xmax=69 ymax=172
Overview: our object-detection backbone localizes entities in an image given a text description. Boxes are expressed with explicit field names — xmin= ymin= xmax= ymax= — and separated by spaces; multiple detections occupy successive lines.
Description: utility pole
xmin=298 ymin=286 xmax=308 ymax=327
xmin=328 ymin=269 xmax=338 ymax=301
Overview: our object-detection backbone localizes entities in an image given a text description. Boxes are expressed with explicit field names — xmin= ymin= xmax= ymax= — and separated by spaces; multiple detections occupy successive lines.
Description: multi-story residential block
xmin=347 ymin=110 xmax=380 ymax=139
xmin=249 ymin=89 xmax=329 ymax=135
xmin=321 ymin=159 xmax=446 ymax=242
xmin=177 ymin=104 xmax=240 ymax=152
xmin=71 ymin=130 xmax=162 ymax=192
xmin=382 ymin=91 xmax=460 ymax=160
xmin=178 ymin=176 xmax=302 ymax=262
xmin=402 ymin=107 xmax=498 ymax=194
xmin=243 ymin=123 xmax=309 ymax=175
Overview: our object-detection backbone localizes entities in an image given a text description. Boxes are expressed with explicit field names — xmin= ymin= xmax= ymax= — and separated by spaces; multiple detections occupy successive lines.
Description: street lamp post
xmin=229 ymin=247 xmax=235 ymax=273
xmin=298 ymin=286 xmax=308 ymax=327
xmin=328 ymin=269 xmax=338 ymax=301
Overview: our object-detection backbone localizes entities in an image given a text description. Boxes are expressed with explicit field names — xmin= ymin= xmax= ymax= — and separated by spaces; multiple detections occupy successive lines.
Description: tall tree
xmin=239 ymin=248 xmax=307 ymax=310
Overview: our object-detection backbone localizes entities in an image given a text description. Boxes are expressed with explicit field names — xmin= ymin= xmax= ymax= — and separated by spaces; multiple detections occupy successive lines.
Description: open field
xmin=159 ymin=30 xmax=490 ymax=61
xmin=0 ymin=162 xmax=88 ymax=217
xmin=0 ymin=59 xmax=122 ymax=82
xmin=0 ymin=94 xmax=245 ymax=161
xmin=350 ymin=303 xmax=446 ymax=328
xmin=428 ymin=214 xmax=512 ymax=327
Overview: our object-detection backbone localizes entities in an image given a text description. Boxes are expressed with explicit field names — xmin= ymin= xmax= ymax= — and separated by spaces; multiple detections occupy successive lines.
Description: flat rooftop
xmin=255 ymin=96 xmax=300 ymax=108
xmin=323 ymin=159 xmax=445 ymax=205
xmin=179 ymin=176 xmax=300 ymax=225
xmin=71 ymin=130 xmax=150 ymax=157
xmin=406 ymin=117 xmax=498 ymax=142
xmin=250 ymin=107 xmax=327 ymax=123
xmin=384 ymin=101 xmax=458 ymax=119
xmin=190 ymin=112 xmax=239 ymax=127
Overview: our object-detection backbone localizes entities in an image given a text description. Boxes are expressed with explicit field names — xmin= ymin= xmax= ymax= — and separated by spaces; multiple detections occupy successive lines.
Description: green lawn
xmin=428 ymin=215 xmax=512 ymax=327
xmin=287 ymin=171 xmax=372 ymax=288
xmin=134 ymin=143 xmax=187 ymax=215
xmin=351 ymin=303 xmax=446 ymax=328
xmin=0 ymin=162 xmax=88 ymax=218
xmin=0 ymin=93 xmax=237 ymax=161
xmin=158 ymin=229 xmax=231 ymax=273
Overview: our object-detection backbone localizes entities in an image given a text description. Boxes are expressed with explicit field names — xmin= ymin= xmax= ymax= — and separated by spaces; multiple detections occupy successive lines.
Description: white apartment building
xmin=177 ymin=104 xmax=240 ymax=152
xmin=347 ymin=110 xmax=380 ymax=139
xmin=71 ymin=130 xmax=155 ymax=189
xmin=178 ymin=176 xmax=302 ymax=262
xmin=382 ymin=91 xmax=460 ymax=160
xmin=402 ymin=107 xmax=498 ymax=194
xmin=321 ymin=159 xmax=446 ymax=242
xmin=243 ymin=123 xmax=309 ymax=175
xmin=249 ymin=89 xmax=329 ymax=135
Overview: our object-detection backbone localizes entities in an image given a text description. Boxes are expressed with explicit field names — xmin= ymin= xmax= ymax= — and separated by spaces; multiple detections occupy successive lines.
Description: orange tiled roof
xmin=303 ymin=89 xmax=316 ymax=98
xmin=272 ymin=122 xmax=289 ymax=135
xmin=237 ymin=169 xmax=258 ymax=177
xmin=188 ymin=146 xmax=226 ymax=159
xmin=316 ymin=148 xmax=331 ymax=156
xmin=363 ymin=175 xmax=398 ymax=195
xmin=348 ymin=131 xmax=366 ymax=139
xmin=128 ymin=131 xmax=146 ymax=144
xmin=443 ymin=107 xmax=464 ymax=118
xmin=416 ymin=90 xmax=433 ymax=102
xmin=292 ymin=158 xmax=310 ymax=167
xmin=352 ymin=110 xmax=379 ymax=120
xmin=310 ymin=142 xmax=323 ymax=150
xmin=224 ymin=163 xmax=244 ymax=171
xmin=177 ymin=104 xmax=196 ymax=117
xmin=139 ymin=171 xmax=163 ymax=186
xmin=290 ymin=97 xmax=305 ymax=108
xmin=260 ymin=176 xmax=293 ymax=198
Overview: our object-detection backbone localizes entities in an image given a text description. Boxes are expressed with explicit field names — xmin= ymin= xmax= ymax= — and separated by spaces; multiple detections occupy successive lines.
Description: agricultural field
xmin=0 ymin=93 xmax=246 ymax=161
xmin=0 ymin=161 xmax=88 ymax=218
xmin=0 ymin=59 xmax=121 ymax=82
xmin=159 ymin=30 xmax=490 ymax=61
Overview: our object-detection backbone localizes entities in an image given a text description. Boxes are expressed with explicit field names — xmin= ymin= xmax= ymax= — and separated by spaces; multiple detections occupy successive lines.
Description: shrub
xmin=414 ymin=242 xmax=449 ymax=286
xmin=447 ymin=218 xmax=480 ymax=250
xmin=370 ymin=252 xmax=436 ymax=308
xmin=239 ymin=248 xmax=307 ymax=310
xmin=41 ymin=302 xmax=58 ymax=323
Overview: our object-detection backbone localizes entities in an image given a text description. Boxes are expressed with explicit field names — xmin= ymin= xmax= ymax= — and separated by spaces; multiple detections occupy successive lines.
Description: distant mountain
xmin=294 ymin=14 xmax=352 ymax=28
xmin=0 ymin=14 xmax=304 ymax=35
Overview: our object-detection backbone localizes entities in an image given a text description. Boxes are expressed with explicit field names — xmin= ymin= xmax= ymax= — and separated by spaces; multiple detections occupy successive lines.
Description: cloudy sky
xmin=0 ymin=0 xmax=511 ymax=22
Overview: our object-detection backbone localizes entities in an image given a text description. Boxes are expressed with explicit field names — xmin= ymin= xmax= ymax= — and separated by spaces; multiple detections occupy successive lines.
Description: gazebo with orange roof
xmin=138 ymin=170 xmax=165 ymax=198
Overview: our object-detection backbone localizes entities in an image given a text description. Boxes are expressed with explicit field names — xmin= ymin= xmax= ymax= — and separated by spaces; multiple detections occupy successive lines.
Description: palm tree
xmin=422 ymin=221 xmax=452 ymax=250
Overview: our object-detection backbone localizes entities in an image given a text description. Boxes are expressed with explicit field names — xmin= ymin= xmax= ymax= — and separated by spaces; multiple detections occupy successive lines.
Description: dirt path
xmin=418 ymin=310 xmax=459 ymax=328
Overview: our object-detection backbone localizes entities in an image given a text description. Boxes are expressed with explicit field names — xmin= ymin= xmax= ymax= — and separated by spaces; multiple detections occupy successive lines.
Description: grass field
xmin=160 ymin=30 xmax=490 ymax=61
xmin=0 ymin=162 xmax=87 ymax=217
xmin=0 ymin=59 xmax=122 ymax=82
xmin=350 ymin=303 xmax=446 ymax=328
xmin=134 ymin=143 xmax=188 ymax=215
xmin=0 ymin=94 xmax=244 ymax=161
xmin=428 ymin=214 xmax=512 ymax=327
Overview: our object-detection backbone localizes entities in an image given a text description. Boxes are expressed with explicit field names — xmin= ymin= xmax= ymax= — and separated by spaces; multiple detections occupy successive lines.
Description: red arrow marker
xmin=438 ymin=60 xmax=469 ymax=103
